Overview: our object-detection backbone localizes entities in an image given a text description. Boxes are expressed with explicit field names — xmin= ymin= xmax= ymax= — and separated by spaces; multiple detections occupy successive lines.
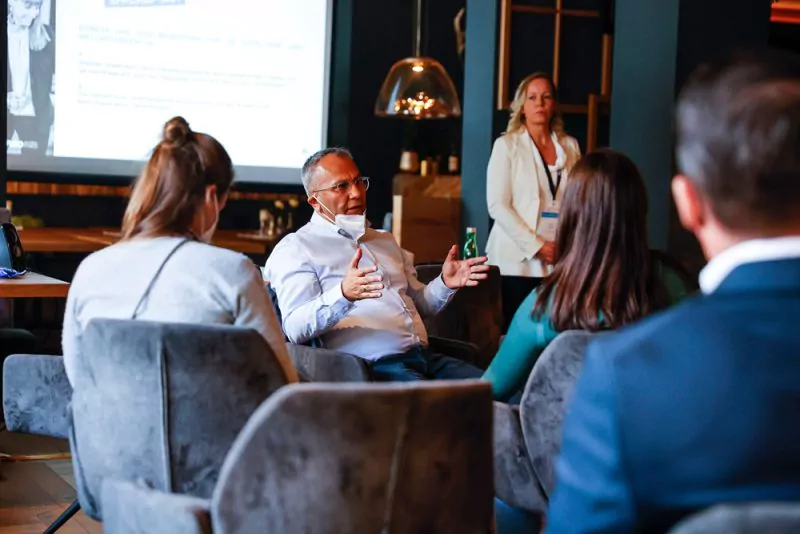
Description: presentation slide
xmin=6 ymin=0 xmax=332 ymax=184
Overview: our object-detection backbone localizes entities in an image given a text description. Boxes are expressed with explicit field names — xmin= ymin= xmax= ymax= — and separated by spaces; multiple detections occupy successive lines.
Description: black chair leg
xmin=43 ymin=499 xmax=81 ymax=534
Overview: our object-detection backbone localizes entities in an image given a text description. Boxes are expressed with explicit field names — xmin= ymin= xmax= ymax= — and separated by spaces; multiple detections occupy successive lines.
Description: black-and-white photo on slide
xmin=6 ymin=0 xmax=332 ymax=184
xmin=6 ymin=0 xmax=56 ymax=157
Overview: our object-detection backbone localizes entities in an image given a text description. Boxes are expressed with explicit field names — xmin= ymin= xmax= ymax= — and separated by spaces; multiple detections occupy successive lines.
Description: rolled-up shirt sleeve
xmin=401 ymin=247 xmax=456 ymax=319
xmin=265 ymin=238 xmax=354 ymax=345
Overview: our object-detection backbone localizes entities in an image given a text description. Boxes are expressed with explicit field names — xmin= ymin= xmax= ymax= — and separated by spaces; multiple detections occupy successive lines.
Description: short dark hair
xmin=534 ymin=149 xmax=669 ymax=331
xmin=675 ymin=49 xmax=800 ymax=232
xmin=301 ymin=147 xmax=354 ymax=193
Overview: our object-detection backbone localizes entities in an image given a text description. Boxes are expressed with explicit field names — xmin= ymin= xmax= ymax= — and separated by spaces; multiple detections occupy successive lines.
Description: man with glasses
xmin=264 ymin=147 xmax=490 ymax=381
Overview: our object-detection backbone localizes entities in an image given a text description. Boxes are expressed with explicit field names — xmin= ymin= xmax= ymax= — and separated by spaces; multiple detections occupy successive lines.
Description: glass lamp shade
xmin=374 ymin=57 xmax=462 ymax=119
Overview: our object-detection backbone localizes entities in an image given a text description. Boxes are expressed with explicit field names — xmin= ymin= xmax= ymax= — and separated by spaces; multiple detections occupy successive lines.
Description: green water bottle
xmin=463 ymin=226 xmax=478 ymax=259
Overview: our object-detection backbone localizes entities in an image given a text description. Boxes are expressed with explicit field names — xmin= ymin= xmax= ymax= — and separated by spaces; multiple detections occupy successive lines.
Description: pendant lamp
xmin=374 ymin=0 xmax=462 ymax=119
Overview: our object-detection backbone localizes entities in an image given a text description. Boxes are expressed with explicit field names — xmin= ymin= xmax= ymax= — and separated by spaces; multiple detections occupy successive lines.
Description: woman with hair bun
xmin=62 ymin=116 xmax=297 ymax=385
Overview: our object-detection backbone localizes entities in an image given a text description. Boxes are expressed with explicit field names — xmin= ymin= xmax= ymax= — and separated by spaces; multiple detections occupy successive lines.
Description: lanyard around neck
xmin=531 ymin=138 xmax=561 ymax=201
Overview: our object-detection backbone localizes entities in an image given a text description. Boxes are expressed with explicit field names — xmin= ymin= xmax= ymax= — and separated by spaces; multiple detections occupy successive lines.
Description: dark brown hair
xmin=675 ymin=49 xmax=800 ymax=232
xmin=534 ymin=149 xmax=669 ymax=331
xmin=121 ymin=117 xmax=234 ymax=240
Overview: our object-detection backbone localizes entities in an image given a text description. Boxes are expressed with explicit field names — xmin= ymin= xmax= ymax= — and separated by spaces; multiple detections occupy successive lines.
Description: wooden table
xmin=18 ymin=228 xmax=274 ymax=255
xmin=0 ymin=272 xmax=70 ymax=298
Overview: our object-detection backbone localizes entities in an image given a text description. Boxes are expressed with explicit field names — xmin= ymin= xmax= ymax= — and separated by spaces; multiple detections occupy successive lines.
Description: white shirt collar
xmin=310 ymin=211 xmax=334 ymax=228
xmin=699 ymin=236 xmax=800 ymax=294
xmin=525 ymin=130 xmax=567 ymax=171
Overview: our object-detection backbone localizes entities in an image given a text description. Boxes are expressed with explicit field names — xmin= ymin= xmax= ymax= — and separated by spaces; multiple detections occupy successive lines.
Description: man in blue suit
xmin=547 ymin=49 xmax=800 ymax=533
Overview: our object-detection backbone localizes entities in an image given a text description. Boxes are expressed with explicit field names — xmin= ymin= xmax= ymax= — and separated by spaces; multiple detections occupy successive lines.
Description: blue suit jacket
xmin=546 ymin=259 xmax=800 ymax=533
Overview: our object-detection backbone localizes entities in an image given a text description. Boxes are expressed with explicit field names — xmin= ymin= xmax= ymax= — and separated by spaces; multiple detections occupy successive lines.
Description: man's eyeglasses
xmin=311 ymin=176 xmax=370 ymax=195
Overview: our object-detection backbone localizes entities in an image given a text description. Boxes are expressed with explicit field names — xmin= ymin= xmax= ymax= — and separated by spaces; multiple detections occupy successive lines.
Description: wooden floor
xmin=0 ymin=432 xmax=101 ymax=533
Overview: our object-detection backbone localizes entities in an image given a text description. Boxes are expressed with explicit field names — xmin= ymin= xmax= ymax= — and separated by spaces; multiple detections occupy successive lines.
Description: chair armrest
xmin=429 ymin=336 xmax=482 ymax=368
xmin=493 ymin=402 xmax=547 ymax=513
xmin=102 ymin=479 xmax=211 ymax=534
xmin=286 ymin=343 xmax=371 ymax=382
xmin=3 ymin=354 xmax=72 ymax=439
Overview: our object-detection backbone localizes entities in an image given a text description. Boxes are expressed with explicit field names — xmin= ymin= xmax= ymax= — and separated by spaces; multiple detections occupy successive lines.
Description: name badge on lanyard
xmin=532 ymin=139 xmax=562 ymax=242
xmin=539 ymin=209 xmax=559 ymax=242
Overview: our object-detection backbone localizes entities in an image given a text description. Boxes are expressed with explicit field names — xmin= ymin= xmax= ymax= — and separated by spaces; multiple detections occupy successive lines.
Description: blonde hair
xmin=505 ymin=72 xmax=565 ymax=136
xmin=121 ymin=117 xmax=234 ymax=240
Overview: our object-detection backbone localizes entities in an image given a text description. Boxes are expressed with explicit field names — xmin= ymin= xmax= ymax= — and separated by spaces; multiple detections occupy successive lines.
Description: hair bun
xmin=163 ymin=116 xmax=191 ymax=146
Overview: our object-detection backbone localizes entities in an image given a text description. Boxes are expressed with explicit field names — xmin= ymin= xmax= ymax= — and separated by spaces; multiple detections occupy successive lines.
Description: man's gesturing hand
xmin=341 ymin=248 xmax=384 ymax=301
xmin=441 ymin=245 xmax=490 ymax=289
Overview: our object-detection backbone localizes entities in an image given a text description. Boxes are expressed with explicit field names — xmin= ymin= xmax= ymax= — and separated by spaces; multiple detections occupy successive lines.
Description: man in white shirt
xmin=265 ymin=147 xmax=490 ymax=381
xmin=547 ymin=49 xmax=800 ymax=533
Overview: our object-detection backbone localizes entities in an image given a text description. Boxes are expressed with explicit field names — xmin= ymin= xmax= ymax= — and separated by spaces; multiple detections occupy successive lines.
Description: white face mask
xmin=200 ymin=194 xmax=220 ymax=243
xmin=313 ymin=196 xmax=367 ymax=242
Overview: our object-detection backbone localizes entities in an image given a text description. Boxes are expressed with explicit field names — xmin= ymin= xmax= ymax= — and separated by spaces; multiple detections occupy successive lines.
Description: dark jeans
xmin=501 ymin=276 xmax=543 ymax=333
xmin=368 ymin=345 xmax=483 ymax=382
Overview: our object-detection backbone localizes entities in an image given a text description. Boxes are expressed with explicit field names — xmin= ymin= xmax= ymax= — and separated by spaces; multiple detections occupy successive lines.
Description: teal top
xmin=482 ymin=262 xmax=693 ymax=401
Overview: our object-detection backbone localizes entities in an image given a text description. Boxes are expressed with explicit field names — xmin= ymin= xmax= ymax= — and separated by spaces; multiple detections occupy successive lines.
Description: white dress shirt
xmin=699 ymin=236 xmax=800 ymax=294
xmin=264 ymin=213 xmax=456 ymax=360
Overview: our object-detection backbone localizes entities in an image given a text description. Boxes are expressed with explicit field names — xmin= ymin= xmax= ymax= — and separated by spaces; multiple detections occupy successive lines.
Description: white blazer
xmin=486 ymin=128 xmax=581 ymax=277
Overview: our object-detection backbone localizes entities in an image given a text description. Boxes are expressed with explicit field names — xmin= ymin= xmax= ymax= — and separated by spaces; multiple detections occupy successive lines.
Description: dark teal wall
xmin=609 ymin=0 xmax=680 ymax=250
xmin=461 ymin=0 xmax=500 ymax=252
xmin=610 ymin=0 xmax=772 ymax=270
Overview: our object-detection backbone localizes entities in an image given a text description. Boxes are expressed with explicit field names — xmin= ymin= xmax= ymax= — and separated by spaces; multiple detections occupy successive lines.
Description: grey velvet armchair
xmin=268 ymin=285 xmax=372 ymax=382
xmin=3 ymin=318 xmax=294 ymax=531
xmin=416 ymin=264 xmax=502 ymax=369
xmin=493 ymin=330 xmax=599 ymax=513
xmin=3 ymin=353 xmax=72 ymax=440
xmin=102 ymin=381 xmax=495 ymax=534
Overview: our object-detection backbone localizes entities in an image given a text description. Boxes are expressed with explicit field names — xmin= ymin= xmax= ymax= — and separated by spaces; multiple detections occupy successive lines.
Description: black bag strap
xmin=131 ymin=238 xmax=191 ymax=320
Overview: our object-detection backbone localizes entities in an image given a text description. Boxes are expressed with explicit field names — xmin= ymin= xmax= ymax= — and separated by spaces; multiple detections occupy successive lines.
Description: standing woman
xmin=486 ymin=73 xmax=581 ymax=331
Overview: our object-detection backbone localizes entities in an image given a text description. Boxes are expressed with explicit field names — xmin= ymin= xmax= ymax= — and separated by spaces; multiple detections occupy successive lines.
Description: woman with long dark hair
xmin=483 ymin=149 xmax=692 ymax=401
